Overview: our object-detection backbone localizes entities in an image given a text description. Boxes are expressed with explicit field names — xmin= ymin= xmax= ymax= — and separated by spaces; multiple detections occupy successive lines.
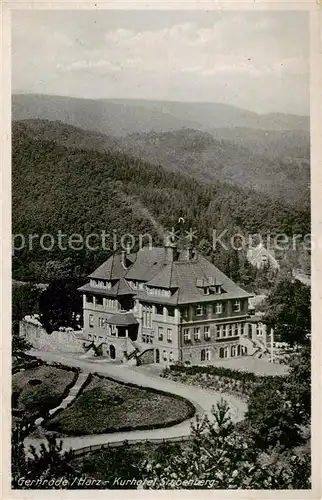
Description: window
xmin=181 ymin=307 xmax=189 ymax=320
xmin=203 ymin=287 xmax=210 ymax=295
xmin=204 ymin=326 xmax=211 ymax=340
xmin=155 ymin=304 xmax=163 ymax=315
xmin=167 ymin=307 xmax=175 ymax=317
xmin=222 ymin=325 xmax=227 ymax=337
xmin=228 ymin=324 xmax=233 ymax=337
xmin=196 ymin=305 xmax=204 ymax=316
xmin=235 ymin=324 xmax=239 ymax=336
xmin=110 ymin=325 xmax=116 ymax=336
xmin=194 ymin=327 xmax=200 ymax=341
xmin=158 ymin=326 xmax=164 ymax=341
xmin=89 ymin=314 xmax=94 ymax=328
xmin=106 ymin=298 xmax=116 ymax=309
xmin=98 ymin=317 xmax=105 ymax=328
xmin=257 ymin=323 xmax=263 ymax=335
xmin=234 ymin=300 xmax=241 ymax=312
xmin=215 ymin=303 xmax=222 ymax=314
xmin=96 ymin=296 xmax=103 ymax=305
xmin=167 ymin=329 xmax=172 ymax=343
xmin=163 ymin=350 xmax=167 ymax=361
xmin=206 ymin=349 xmax=211 ymax=361
xmin=216 ymin=325 xmax=221 ymax=338
xmin=143 ymin=305 xmax=152 ymax=328
xmin=169 ymin=351 xmax=174 ymax=362
xmin=201 ymin=349 xmax=206 ymax=361
xmin=88 ymin=333 xmax=92 ymax=340
xmin=183 ymin=328 xmax=191 ymax=342
xmin=142 ymin=334 xmax=147 ymax=343
xmin=231 ymin=345 xmax=236 ymax=357
xmin=86 ymin=294 xmax=93 ymax=303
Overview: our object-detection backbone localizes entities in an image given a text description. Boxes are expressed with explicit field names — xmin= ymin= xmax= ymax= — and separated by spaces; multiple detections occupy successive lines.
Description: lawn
xmin=45 ymin=375 xmax=194 ymax=435
xmin=12 ymin=365 xmax=77 ymax=422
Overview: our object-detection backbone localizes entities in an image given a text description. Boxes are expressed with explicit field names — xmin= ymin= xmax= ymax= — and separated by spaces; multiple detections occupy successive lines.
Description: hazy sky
xmin=12 ymin=10 xmax=309 ymax=115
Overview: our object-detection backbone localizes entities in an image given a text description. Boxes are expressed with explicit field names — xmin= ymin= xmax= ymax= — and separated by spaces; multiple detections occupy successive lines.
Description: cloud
xmin=12 ymin=11 xmax=309 ymax=114
xmin=60 ymin=59 xmax=121 ymax=74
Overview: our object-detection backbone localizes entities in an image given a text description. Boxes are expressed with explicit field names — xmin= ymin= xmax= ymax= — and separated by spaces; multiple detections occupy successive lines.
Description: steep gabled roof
xmin=89 ymin=253 xmax=127 ymax=280
xmin=115 ymin=277 xmax=136 ymax=296
xmin=247 ymin=244 xmax=279 ymax=269
xmin=124 ymin=247 xmax=166 ymax=281
xmin=172 ymin=255 xmax=250 ymax=304
xmin=84 ymin=246 xmax=252 ymax=305
xmin=145 ymin=262 xmax=174 ymax=288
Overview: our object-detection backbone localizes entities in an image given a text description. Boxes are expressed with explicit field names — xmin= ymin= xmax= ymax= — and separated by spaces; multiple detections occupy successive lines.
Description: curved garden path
xmin=24 ymin=350 xmax=247 ymax=453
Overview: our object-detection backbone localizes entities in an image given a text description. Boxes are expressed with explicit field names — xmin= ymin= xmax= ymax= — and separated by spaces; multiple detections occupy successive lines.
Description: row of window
xmin=186 ymin=345 xmax=248 ymax=363
xmin=89 ymin=315 xmax=118 ymax=334
xmin=147 ymin=287 xmax=171 ymax=297
xmin=142 ymin=304 xmax=175 ymax=327
xmin=183 ymin=323 xmax=245 ymax=341
xmin=86 ymin=295 xmax=117 ymax=309
xmin=90 ymin=279 xmax=112 ymax=289
xmin=158 ymin=327 xmax=173 ymax=342
xmin=142 ymin=334 xmax=153 ymax=344
xmin=129 ymin=280 xmax=145 ymax=291
xmin=86 ymin=296 xmax=243 ymax=319
xmin=181 ymin=300 xmax=242 ymax=320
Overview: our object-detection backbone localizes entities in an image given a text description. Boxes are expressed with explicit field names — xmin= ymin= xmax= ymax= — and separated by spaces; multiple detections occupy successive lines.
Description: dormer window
xmin=90 ymin=279 xmax=111 ymax=289
xmin=203 ymin=287 xmax=210 ymax=295
xmin=147 ymin=287 xmax=171 ymax=297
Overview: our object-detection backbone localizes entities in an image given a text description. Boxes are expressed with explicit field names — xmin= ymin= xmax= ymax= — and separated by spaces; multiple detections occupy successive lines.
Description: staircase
xmin=124 ymin=338 xmax=141 ymax=364
xmin=239 ymin=336 xmax=269 ymax=358
xmin=252 ymin=336 xmax=270 ymax=357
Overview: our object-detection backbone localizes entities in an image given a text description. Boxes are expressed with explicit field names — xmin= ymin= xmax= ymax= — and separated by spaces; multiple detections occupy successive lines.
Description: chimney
xmin=181 ymin=245 xmax=196 ymax=261
xmin=164 ymin=234 xmax=178 ymax=262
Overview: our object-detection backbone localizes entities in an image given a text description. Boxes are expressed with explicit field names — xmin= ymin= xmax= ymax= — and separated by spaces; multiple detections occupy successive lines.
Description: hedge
xmin=164 ymin=363 xmax=284 ymax=384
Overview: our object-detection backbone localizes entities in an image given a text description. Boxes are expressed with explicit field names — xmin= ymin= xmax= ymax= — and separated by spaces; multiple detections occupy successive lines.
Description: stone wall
xmin=19 ymin=318 xmax=85 ymax=354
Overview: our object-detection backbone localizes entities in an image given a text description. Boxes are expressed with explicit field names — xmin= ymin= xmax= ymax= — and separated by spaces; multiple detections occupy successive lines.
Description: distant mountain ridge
xmin=12 ymin=94 xmax=309 ymax=137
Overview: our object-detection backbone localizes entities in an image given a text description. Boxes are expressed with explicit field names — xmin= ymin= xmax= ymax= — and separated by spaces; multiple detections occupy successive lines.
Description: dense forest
xmin=14 ymin=119 xmax=310 ymax=204
xmin=12 ymin=121 xmax=310 ymax=284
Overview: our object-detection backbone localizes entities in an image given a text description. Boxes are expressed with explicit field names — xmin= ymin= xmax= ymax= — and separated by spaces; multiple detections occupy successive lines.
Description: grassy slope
xmin=45 ymin=376 xmax=193 ymax=435
xmin=12 ymin=365 xmax=76 ymax=420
